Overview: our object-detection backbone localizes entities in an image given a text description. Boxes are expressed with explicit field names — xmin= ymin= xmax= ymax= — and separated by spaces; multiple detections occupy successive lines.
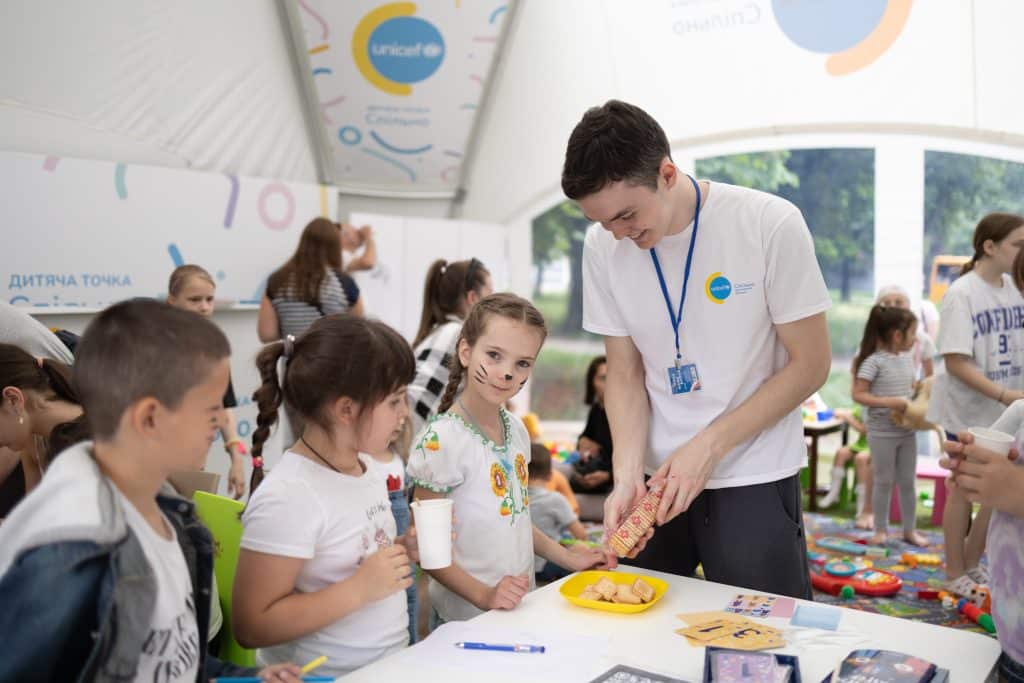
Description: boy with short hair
xmin=528 ymin=443 xmax=589 ymax=582
xmin=0 ymin=300 xmax=299 ymax=682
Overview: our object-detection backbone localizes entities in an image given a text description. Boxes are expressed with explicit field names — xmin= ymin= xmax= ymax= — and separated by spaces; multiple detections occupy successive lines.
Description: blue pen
xmin=215 ymin=678 xmax=334 ymax=682
xmin=455 ymin=641 xmax=546 ymax=653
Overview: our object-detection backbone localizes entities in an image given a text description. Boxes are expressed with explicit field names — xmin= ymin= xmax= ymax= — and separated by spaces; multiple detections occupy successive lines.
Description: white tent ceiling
xmin=3 ymin=0 xmax=1024 ymax=223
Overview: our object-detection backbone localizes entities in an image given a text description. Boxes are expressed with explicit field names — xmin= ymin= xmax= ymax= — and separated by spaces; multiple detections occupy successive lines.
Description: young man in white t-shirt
xmin=562 ymin=100 xmax=832 ymax=598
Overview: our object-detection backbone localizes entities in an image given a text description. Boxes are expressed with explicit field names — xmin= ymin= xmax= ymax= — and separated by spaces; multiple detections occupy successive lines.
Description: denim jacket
xmin=0 ymin=443 xmax=254 ymax=682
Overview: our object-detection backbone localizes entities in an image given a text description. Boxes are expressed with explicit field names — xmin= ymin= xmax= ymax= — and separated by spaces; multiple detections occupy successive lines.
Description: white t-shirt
xmin=365 ymin=450 xmax=406 ymax=494
xmin=912 ymin=328 xmax=937 ymax=379
xmin=406 ymin=408 xmax=535 ymax=622
xmin=582 ymin=181 xmax=832 ymax=487
xmin=927 ymin=271 xmax=1024 ymax=434
xmin=241 ymin=451 xmax=408 ymax=677
xmin=116 ymin=490 xmax=201 ymax=683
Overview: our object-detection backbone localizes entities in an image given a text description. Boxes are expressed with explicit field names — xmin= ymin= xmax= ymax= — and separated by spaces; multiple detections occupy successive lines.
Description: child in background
xmin=0 ymin=300 xmax=299 ymax=681
xmin=366 ymin=417 xmax=418 ymax=644
xmin=408 ymin=258 xmax=493 ymax=437
xmin=528 ymin=443 xmax=589 ymax=582
xmin=876 ymin=284 xmax=936 ymax=381
xmin=819 ymin=406 xmax=874 ymax=530
xmin=571 ymin=355 xmax=613 ymax=494
xmin=234 ymin=315 xmax=419 ymax=678
xmin=852 ymin=304 xmax=926 ymax=546
xmin=408 ymin=293 xmax=610 ymax=627
xmin=928 ymin=213 xmax=1024 ymax=599
xmin=545 ymin=460 xmax=581 ymax=515
xmin=943 ymin=419 xmax=1024 ymax=683
xmin=167 ymin=264 xmax=247 ymax=498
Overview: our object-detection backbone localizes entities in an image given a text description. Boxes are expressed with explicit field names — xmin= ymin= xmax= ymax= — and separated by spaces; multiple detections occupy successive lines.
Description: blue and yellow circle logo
xmin=705 ymin=273 xmax=732 ymax=304
xmin=353 ymin=3 xmax=445 ymax=96
xmin=771 ymin=0 xmax=912 ymax=76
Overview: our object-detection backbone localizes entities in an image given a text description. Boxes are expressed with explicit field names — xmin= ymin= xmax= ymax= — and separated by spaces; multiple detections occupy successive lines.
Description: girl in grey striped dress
xmin=852 ymin=304 xmax=927 ymax=546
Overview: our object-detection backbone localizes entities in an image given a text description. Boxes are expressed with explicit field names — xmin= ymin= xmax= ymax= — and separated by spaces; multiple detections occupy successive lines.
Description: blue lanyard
xmin=649 ymin=175 xmax=701 ymax=363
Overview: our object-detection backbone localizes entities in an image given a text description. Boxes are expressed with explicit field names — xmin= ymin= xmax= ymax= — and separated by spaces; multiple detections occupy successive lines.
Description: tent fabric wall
xmin=458 ymin=0 xmax=1024 ymax=226
xmin=0 ymin=0 xmax=319 ymax=183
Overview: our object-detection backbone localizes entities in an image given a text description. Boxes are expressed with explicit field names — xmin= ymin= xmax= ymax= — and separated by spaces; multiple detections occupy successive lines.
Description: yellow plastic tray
xmin=559 ymin=570 xmax=668 ymax=614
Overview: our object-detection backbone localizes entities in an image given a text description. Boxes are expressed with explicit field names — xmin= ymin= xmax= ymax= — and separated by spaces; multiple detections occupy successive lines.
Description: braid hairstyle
xmin=249 ymin=313 xmax=415 ymax=493
xmin=249 ymin=339 xmax=287 ymax=493
xmin=436 ymin=292 xmax=548 ymax=414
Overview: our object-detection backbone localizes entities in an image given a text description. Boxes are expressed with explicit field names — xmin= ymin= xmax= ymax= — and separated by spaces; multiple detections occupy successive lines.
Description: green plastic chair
xmin=193 ymin=491 xmax=256 ymax=667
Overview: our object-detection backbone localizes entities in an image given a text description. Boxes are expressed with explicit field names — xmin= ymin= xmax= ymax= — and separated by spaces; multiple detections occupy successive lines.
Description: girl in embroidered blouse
xmin=407 ymin=293 xmax=612 ymax=627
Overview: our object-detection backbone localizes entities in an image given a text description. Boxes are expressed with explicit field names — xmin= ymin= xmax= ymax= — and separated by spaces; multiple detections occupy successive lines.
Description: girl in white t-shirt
xmin=928 ymin=212 xmax=1024 ymax=600
xmin=234 ymin=315 xmax=419 ymax=678
xmin=408 ymin=293 xmax=609 ymax=626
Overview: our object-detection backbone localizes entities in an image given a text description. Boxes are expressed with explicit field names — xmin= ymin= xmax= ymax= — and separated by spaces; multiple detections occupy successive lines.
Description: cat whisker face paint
xmin=473 ymin=364 xmax=488 ymax=385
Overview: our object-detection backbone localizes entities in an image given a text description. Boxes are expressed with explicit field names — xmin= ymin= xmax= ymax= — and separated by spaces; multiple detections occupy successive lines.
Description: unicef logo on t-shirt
xmin=705 ymin=272 xmax=733 ymax=304
xmin=367 ymin=16 xmax=445 ymax=85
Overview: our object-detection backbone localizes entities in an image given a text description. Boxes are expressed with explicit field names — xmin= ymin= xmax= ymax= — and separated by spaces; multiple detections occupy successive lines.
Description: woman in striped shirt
xmin=257 ymin=217 xmax=364 ymax=440
xmin=257 ymin=217 xmax=364 ymax=344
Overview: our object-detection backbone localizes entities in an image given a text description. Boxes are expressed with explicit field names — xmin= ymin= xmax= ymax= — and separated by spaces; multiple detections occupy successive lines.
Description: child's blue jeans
xmin=389 ymin=487 xmax=418 ymax=644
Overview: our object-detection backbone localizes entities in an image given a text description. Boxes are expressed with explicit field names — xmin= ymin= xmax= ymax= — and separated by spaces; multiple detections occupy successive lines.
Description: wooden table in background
xmin=803 ymin=418 xmax=849 ymax=512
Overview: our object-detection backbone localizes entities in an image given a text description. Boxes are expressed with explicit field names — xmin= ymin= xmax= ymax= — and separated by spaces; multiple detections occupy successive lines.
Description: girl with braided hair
xmin=235 ymin=314 xmax=422 ymax=677
xmin=408 ymin=293 xmax=611 ymax=629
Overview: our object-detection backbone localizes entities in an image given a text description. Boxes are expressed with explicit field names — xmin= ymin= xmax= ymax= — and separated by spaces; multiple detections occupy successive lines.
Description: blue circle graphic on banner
xmin=368 ymin=16 xmax=445 ymax=84
xmin=772 ymin=0 xmax=887 ymax=54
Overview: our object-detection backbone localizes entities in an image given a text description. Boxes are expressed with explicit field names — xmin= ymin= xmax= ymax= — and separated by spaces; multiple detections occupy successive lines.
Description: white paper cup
xmin=967 ymin=427 xmax=1014 ymax=456
xmin=410 ymin=499 xmax=453 ymax=569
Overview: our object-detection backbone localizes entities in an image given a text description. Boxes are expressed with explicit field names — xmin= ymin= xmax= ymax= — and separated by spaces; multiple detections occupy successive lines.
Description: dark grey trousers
xmin=631 ymin=473 xmax=813 ymax=599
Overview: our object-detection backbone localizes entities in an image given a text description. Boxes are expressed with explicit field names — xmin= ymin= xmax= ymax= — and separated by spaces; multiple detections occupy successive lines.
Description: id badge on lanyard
xmin=651 ymin=175 xmax=703 ymax=396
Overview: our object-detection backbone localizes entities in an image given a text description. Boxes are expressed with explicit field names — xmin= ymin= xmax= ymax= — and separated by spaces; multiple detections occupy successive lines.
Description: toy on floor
xmin=811 ymin=567 xmax=902 ymax=597
xmin=938 ymin=588 xmax=992 ymax=614
xmin=817 ymin=537 xmax=887 ymax=557
xmin=816 ymin=537 xmax=869 ymax=555
xmin=958 ymin=598 xmax=996 ymax=634
xmin=900 ymin=552 xmax=941 ymax=568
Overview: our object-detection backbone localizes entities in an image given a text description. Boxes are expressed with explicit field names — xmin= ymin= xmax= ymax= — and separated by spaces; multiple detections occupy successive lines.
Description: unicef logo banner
xmin=368 ymin=16 xmax=445 ymax=85
xmin=299 ymin=0 xmax=508 ymax=191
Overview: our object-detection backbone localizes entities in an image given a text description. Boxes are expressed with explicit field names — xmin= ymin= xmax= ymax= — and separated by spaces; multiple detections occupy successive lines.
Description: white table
xmin=339 ymin=565 xmax=1000 ymax=682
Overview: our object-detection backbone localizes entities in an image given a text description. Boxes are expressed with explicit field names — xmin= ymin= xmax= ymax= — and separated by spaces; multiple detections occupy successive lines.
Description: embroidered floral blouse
xmin=407 ymin=407 xmax=535 ymax=621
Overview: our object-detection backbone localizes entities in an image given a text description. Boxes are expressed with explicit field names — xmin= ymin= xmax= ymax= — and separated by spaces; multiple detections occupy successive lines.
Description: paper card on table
xmin=678 ymin=619 xmax=742 ymax=643
xmin=710 ymin=651 xmax=782 ymax=682
xmin=676 ymin=610 xmax=750 ymax=626
xmin=713 ymin=624 xmax=785 ymax=651
xmin=725 ymin=594 xmax=777 ymax=618
xmin=791 ymin=604 xmax=841 ymax=631
xmin=768 ymin=597 xmax=796 ymax=618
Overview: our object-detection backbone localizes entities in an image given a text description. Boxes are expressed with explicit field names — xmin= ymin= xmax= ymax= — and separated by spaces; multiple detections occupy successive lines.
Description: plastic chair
xmin=192 ymin=491 xmax=256 ymax=667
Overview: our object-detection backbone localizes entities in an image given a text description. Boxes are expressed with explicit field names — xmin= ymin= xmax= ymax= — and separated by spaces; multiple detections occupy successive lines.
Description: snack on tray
xmin=579 ymin=577 xmax=656 ymax=604
xmin=609 ymin=487 xmax=664 ymax=556
xmin=594 ymin=577 xmax=618 ymax=601
xmin=612 ymin=585 xmax=642 ymax=604
xmin=631 ymin=577 xmax=656 ymax=603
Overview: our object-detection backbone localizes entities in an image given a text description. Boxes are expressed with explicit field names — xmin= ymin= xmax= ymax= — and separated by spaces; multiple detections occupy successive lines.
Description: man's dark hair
xmin=561 ymin=100 xmax=672 ymax=200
